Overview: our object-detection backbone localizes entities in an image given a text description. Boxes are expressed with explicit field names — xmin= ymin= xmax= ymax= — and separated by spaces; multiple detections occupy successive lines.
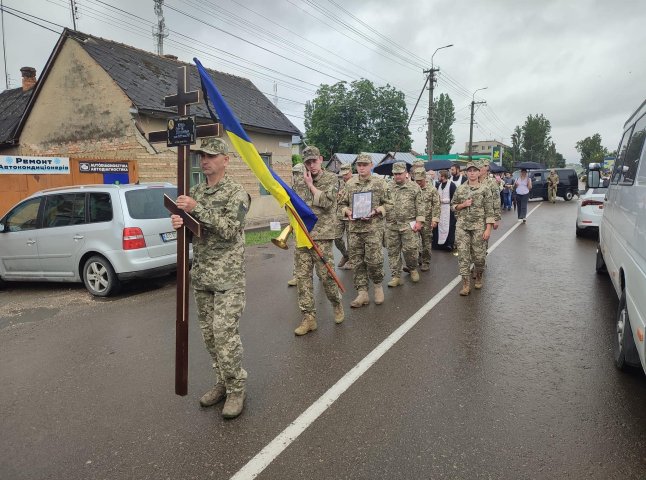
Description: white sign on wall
xmin=0 ymin=156 xmax=70 ymax=174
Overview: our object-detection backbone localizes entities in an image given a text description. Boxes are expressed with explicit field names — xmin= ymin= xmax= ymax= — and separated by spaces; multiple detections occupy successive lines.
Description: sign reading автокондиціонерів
xmin=0 ymin=156 xmax=70 ymax=174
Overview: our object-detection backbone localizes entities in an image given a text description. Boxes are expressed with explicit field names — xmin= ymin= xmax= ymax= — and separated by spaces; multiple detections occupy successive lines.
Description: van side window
xmin=612 ymin=126 xmax=634 ymax=184
xmin=89 ymin=193 xmax=113 ymax=223
xmin=43 ymin=193 xmax=86 ymax=228
xmin=618 ymin=113 xmax=646 ymax=186
xmin=5 ymin=198 xmax=41 ymax=232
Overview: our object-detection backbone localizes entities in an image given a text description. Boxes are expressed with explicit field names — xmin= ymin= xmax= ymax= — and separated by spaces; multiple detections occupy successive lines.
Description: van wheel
xmin=595 ymin=246 xmax=607 ymax=274
xmin=564 ymin=190 xmax=574 ymax=201
xmin=83 ymin=255 xmax=121 ymax=297
xmin=615 ymin=290 xmax=639 ymax=371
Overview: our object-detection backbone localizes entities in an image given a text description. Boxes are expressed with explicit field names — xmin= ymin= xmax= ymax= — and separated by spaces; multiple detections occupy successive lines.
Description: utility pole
xmin=468 ymin=87 xmax=487 ymax=161
xmin=423 ymin=67 xmax=439 ymax=159
xmin=153 ymin=0 xmax=169 ymax=56
xmin=468 ymin=99 xmax=487 ymax=161
xmin=424 ymin=43 xmax=453 ymax=159
xmin=69 ymin=0 xmax=78 ymax=30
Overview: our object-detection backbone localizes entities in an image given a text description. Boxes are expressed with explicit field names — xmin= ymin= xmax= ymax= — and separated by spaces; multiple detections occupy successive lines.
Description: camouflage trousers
xmin=194 ymin=287 xmax=247 ymax=394
xmin=419 ymin=225 xmax=432 ymax=267
xmin=295 ymin=240 xmax=341 ymax=314
xmin=386 ymin=228 xmax=419 ymax=277
xmin=348 ymin=230 xmax=385 ymax=291
xmin=334 ymin=220 xmax=348 ymax=258
xmin=456 ymin=226 xmax=487 ymax=277
xmin=548 ymin=186 xmax=557 ymax=202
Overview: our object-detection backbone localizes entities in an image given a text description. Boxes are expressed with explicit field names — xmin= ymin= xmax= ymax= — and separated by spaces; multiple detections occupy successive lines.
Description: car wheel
xmin=595 ymin=245 xmax=607 ymax=274
xmin=615 ymin=290 xmax=639 ymax=371
xmin=83 ymin=255 xmax=121 ymax=297
xmin=576 ymin=223 xmax=583 ymax=237
xmin=564 ymin=190 xmax=574 ymax=201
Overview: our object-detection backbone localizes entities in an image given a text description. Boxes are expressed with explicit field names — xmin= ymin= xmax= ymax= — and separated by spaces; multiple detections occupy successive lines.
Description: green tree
xmin=432 ymin=93 xmax=455 ymax=155
xmin=304 ymin=79 xmax=411 ymax=158
xmin=521 ymin=114 xmax=551 ymax=163
xmin=511 ymin=125 xmax=522 ymax=165
xmin=575 ymin=133 xmax=608 ymax=169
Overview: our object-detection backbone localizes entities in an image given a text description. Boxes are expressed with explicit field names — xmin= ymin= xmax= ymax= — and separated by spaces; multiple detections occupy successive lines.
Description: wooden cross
xmin=148 ymin=65 xmax=220 ymax=396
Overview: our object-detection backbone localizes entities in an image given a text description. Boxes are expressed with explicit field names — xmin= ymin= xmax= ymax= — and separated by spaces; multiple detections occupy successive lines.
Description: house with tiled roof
xmin=0 ymin=29 xmax=300 ymax=221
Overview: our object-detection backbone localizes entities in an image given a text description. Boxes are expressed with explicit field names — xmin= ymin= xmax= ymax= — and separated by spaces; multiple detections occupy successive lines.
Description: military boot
xmin=350 ymin=290 xmax=369 ymax=308
xmin=199 ymin=383 xmax=226 ymax=408
xmin=387 ymin=277 xmax=402 ymax=287
xmin=420 ymin=263 xmax=430 ymax=272
xmin=222 ymin=391 xmax=245 ymax=419
xmin=337 ymin=256 xmax=349 ymax=268
xmin=410 ymin=270 xmax=420 ymax=283
xmin=287 ymin=277 xmax=297 ymax=287
xmin=333 ymin=303 xmax=344 ymax=324
xmin=474 ymin=270 xmax=484 ymax=289
xmin=294 ymin=314 xmax=317 ymax=336
xmin=373 ymin=284 xmax=385 ymax=305
xmin=459 ymin=276 xmax=471 ymax=296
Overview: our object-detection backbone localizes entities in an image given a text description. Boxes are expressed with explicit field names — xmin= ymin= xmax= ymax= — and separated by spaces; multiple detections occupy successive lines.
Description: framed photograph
xmin=352 ymin=191 xmax=373 ymax=219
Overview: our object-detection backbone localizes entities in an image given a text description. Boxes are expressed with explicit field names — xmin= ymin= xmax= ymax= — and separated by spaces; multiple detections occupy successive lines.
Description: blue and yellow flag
xmin=194 ymin=58 xmax=316 ymax=248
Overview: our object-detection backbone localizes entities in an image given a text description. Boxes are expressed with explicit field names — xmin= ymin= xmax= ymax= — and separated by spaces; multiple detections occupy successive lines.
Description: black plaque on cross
xmin=147 ymin=65 xmax=219 ymax=396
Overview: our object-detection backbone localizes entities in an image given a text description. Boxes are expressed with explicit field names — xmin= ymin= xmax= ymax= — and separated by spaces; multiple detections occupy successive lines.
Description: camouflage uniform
xmin=339 ymin=158 xmax=391 ymax=293
xmin=412 ymin=169 xmax=440 ymax=269
xmin=334 ymin=164 xmax=352 ymax=261
xmin=190 ymin=174 xmax=250 ymax=395
xmin=547 ymin=171 xmax=559 ymax=203
xmin=385 ymin=163 xmax=425 ymax=279
xmin=292 ymin=155 xmax=342 ymax=316
xmin=451 ymin=173 xmax=495 ymax=278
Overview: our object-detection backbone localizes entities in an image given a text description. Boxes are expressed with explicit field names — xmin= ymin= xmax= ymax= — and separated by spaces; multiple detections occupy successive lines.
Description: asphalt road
xmin=2 ymin=198 xmax=646 ymax=480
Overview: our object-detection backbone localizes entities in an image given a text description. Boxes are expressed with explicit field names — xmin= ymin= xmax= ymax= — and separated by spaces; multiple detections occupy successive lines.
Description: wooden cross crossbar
xmin=147 ymin=65 xmax=220 ymax=396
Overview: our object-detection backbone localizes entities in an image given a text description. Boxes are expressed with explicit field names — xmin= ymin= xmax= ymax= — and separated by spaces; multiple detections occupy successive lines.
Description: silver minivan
xmin=596 ymin=98 xmax=646 ymax=375
xmin=0 ymin=183 xmax=183 ymax=296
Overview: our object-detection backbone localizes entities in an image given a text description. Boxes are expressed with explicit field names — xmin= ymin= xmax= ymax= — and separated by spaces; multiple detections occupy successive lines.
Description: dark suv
xmin=528 ymin=168 xmax=580 ymax=201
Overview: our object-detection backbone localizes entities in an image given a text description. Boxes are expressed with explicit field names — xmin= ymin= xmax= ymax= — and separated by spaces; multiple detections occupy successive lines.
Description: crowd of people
xmin=168 ymin=138 xmax=560 ymax=418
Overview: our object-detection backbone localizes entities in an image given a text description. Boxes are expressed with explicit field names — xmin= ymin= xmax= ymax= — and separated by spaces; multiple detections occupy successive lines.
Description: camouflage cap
xmin=392 ymin=162 xmax=407 ymax=174
xmin=465 ymin=161 xmax=479 ymax=171
xmin=412 ymin=169 xmax=426 ymax=181
xmin=355 ymin=153 xmax=373 ymax=164
xmin=338 ymin=164 xmax=352 ymax=175
xmin=412 ymin=159 xmax=426 ymax=168
xmin=292 ymin=162 xmax=305 ymax=173
xmin=302 ymin=146 xmax=321 ymax=161
xmin=481 ymin=159 xmax=490 ymax=167
xmin=196 ymin=137 xmax=228 ymax=155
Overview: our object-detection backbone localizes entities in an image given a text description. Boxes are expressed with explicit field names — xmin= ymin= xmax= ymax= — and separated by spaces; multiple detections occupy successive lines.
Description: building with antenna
xmin=0 ymin=29 xmax=301 ymax=223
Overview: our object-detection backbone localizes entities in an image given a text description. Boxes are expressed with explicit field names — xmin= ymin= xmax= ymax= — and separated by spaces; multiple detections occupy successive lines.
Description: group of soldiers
xmin=288 ymin=146 xmax=505 ymax=337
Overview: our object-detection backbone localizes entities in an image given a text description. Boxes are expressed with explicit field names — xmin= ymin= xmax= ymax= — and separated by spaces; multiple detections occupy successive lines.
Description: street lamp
xmin=427 ymin=44 xmax=453 ymax=159
xmin=468 ymin=87 xmax=487 ymax=160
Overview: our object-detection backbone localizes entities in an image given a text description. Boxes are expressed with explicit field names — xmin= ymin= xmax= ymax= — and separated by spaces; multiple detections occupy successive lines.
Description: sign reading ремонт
xmin=0 ymin=156 xmax=70 ymax=174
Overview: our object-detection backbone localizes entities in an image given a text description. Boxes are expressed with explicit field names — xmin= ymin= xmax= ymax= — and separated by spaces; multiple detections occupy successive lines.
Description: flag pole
xmin=285 ymin=204 xmax=345 ymax=293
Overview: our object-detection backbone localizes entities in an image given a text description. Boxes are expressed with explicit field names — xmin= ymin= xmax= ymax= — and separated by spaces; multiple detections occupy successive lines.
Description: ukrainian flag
xmin=194 ymin=58 xmax=316 ymax=248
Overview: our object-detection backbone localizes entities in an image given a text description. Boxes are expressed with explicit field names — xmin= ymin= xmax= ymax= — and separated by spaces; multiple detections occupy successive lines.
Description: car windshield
xmin=125 ymin=187 xmax=177 ymax=219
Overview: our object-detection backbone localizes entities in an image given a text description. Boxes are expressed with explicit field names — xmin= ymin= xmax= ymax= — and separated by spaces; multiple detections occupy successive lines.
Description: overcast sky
xmin=2 ymin=0 xmax=645 ymax=162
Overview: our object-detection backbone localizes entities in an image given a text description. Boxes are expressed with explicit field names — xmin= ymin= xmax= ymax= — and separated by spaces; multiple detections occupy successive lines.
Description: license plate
xmin=161 ymin=231 xmax=177 ymax=242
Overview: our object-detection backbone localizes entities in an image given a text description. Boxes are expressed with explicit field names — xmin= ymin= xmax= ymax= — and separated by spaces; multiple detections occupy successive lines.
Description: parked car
xmin=576 ymin=169 xmax=607 ymax=236
xmin=596 ymin=97 xmax=646 ymax=375
xmin=0 ymin=183 xmax=186 ymax=296
xmin=528 ymin=168 xmax=580 ymax=201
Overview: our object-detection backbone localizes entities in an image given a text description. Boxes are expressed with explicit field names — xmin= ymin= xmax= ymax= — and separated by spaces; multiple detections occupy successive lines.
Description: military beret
xmin=195 ymin=137 xmax=228 ymax=155
xmin=302 ymin=146 xmax=321 ymax=161
xmin=392 ymin=162 xmax=407 ymax=174
xmin=355 ymin=153 xmax=373 ymax=164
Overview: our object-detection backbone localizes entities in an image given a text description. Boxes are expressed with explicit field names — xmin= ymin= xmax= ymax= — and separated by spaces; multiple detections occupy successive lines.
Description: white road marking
xmin=230 ymin=203 xmax=542 ymax=480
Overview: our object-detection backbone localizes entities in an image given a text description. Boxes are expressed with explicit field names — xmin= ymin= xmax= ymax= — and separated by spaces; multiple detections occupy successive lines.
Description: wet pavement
xmin=1 ymin=198 xmax=646 ymax=480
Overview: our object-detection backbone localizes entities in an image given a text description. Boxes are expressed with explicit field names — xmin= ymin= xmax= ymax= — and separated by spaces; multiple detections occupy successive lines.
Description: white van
xmin=596 ymin=98 xmax=646 ymax=374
